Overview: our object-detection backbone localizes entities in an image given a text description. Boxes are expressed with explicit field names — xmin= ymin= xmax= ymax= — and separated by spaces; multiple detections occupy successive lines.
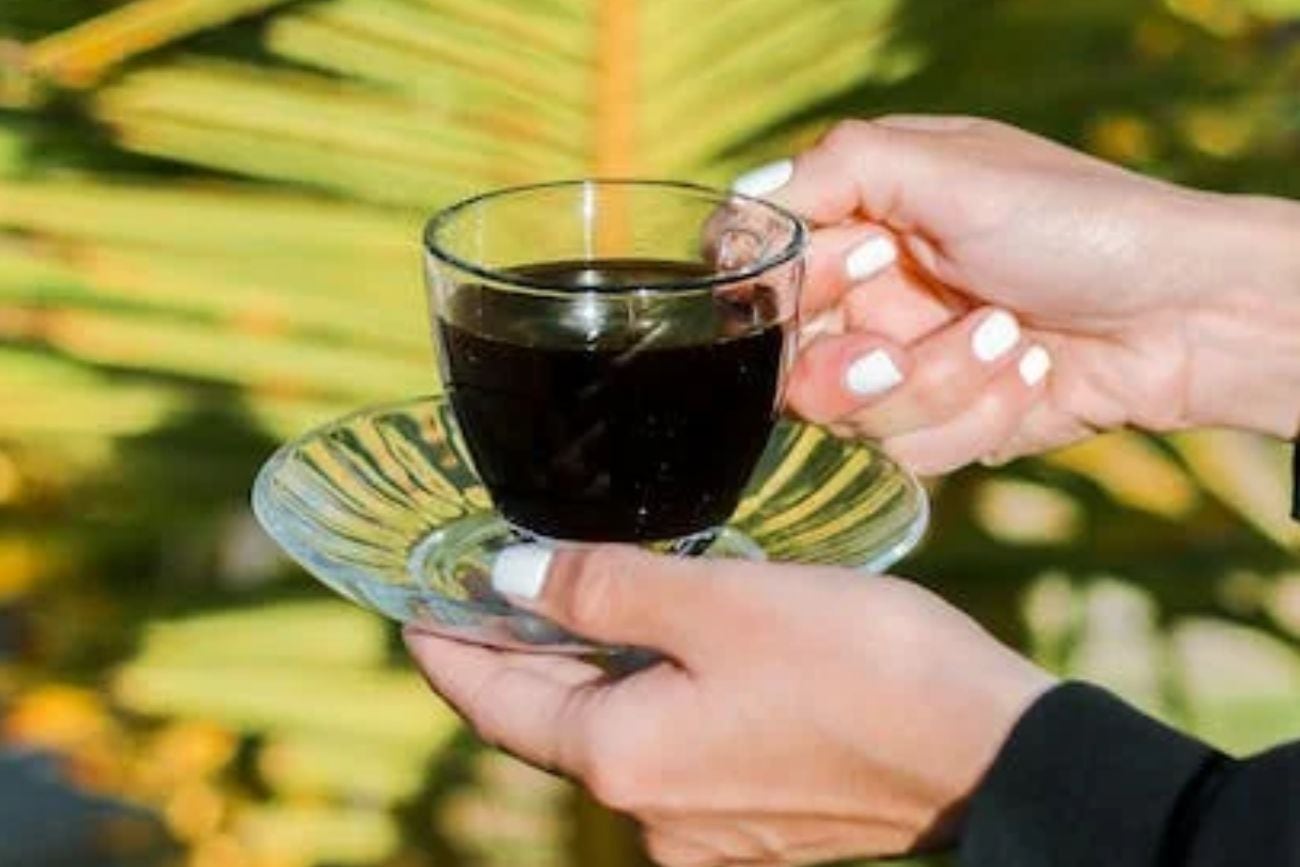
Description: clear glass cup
xmin=423 ymin=180 xmax=807 ymax=549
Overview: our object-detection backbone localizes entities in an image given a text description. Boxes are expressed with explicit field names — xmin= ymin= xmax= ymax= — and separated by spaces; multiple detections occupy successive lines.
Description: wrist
xmin=924 ymin=652 xmax=1056 ymax=848
xmin=1183 ymin=193 xmax=1300 ymax=438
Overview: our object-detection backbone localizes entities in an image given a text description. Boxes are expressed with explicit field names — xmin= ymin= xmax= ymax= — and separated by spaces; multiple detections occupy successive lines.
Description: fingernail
xmin=971 ymin=310 xmax=1020 ymax=362
xmin=1019 ymin=345 xmax=1052 ymax=386
xmin=845 ymin=236 xmax=897 ymax=282
xmin=845 ymin=349 xmax=904 ymax=397
xmin=731 ymin=159 xmax=793 ymax=198
xmin=491 ymin=544 xmax=553 ymax=600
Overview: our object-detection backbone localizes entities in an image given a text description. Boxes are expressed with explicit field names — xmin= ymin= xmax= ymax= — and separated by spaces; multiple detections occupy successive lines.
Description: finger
xmin=799 ymin=224 xmax=898 ymax=317
xmin=403 ymin=627 xmax=600 ymax=770
xmin=980 ymin=395 xmax=1091 ymax=466
xmin=785 ymin=333 xmax=909 ymax=424
xmin=730 ymin=116 xmax=1056 ymax=233
xmin=840 ymin=307 xmax=1025 ymax=438
xmin=882 ymin=344 xmax=1053 ymax=474
xmin=799 ymin=224 xmax=960 ymax=343
xmin=731 ymin=118 xmax=954 ymax=229
xmin=837 ymin=260 xmax=968 ymax=343
xmin=798 ymin=261 xmax=958 ymax=350
xmin=488 ymin=544 xmax=741 ymax=662
xmin=403 ymin=625 xmax=603 ymax=685
xmin=404 ymin=627 xmax=605 ymax=692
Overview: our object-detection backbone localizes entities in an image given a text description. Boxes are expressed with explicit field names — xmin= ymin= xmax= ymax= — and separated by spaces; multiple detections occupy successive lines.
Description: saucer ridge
xmin=253 ymin=395 xmax=928 ymax=653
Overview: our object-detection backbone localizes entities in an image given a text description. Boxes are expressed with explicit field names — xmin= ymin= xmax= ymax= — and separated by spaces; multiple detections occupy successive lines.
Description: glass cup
xmin=423 ymin=180 xmax=806 ymax=550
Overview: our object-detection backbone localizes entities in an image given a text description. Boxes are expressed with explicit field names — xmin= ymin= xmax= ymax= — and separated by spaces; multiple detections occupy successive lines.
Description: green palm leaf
xmin=18 ymin=0 xmax=302 ymax=90
xmin=2 ymin=3 xmax=1299 ymax=866
xmin=0 ymin=0 xmax=916 ymax=450
xmin=0 ymin=0 xmax=1294 ymax=536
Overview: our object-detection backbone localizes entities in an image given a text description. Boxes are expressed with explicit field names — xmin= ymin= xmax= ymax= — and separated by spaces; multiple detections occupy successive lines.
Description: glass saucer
xmin=252 ymin=395 xmax=928 ymax=654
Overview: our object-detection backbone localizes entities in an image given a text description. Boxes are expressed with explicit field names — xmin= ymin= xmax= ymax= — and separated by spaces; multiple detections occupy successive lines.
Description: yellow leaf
xmin=145 ymin=721 xmax=239 ymax=787
xmin=1171 ymin=429 xmax=1300 ymax=549
xmin=113 ymin=662 xmax=456 ymax=750
xmin=1045 ymin=431 xmax=1199 ymax=519
xmin=258 ymin=732 xmax=430 ymax=802
xmin=0 ymin=536 xmax=47 ymax=601
xmin=165 ymin=780 xmax=228 ymax=842
xmin=4 ymin=684 xmax=111 ymax=749
xmin=974 ymin=479 xmax=1084 ymax=545
xmin=0 ymin=450 xmax=21 ymax=505
xmin=135 ymin=601 xmax=391 ymax=667
xmin=1164 ymin=0 xmax=1251 ymax=35
xmin=1069 ymin=580 xmax=1166 ymax=716
xmin=25 ymin=0 xmax=302 ymax=87
xmin=1172 ymin=618 xmax=1300 ymax=753
xmin=2 ymin=305 xmax=433 ymax=401
xmin=85 ymin=0 xmax=907 ymax=195
xmin=237 ymin=804 xmax=400 ymax=866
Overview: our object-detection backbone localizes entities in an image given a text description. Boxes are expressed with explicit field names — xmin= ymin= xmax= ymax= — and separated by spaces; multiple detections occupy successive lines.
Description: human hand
xmin=405 ymin=545 xmax=1053 ymax=866
xmin=733 ymin=116 xmax=1300 ymax=472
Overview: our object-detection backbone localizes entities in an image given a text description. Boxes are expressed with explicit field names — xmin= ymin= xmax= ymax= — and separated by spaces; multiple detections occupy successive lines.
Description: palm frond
xmin=20 ymin=0 xmax=302 ymax=89
xmin=14 ymin=306 xmax=432 ymax=399
xmin=3 ymin=3 xmax=1300 ymax=865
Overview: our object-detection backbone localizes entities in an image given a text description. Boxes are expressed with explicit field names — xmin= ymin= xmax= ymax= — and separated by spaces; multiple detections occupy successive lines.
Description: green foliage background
xmin=0 ymin=1 xmax=1298 ymax=865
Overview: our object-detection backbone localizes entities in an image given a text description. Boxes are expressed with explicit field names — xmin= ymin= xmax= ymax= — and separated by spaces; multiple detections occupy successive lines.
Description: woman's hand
xmin=734 ymin=116 xmax=1300 ymax=472
xmin=405 ymin=546 xmax=1053 ymax=867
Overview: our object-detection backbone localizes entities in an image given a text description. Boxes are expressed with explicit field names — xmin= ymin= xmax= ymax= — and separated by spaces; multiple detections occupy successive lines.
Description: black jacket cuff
xmin=959 ymin=682 xmax=1221 ymax=867
xmin=1292 ymin=442 xmax=1299 ymax=520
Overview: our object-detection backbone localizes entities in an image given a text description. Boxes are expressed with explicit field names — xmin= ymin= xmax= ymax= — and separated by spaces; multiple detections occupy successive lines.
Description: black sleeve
xmin=959 ymin=682 xmax=1300 ymax=867
xmin=1292 ymin=442 xmax=1300 ymax=520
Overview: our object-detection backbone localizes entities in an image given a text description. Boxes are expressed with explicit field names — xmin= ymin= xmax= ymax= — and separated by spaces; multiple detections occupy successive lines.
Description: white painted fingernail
xmin=1019 ymin=345 xmax=1052 ymax=386
xmin=845 ymin=236 xmax=897 ymax=282
xmin=731 ymin=159 xmax=793 ymax=198
xmin=845 ymin=349 xmax=904 ymax=397
xmin=491 ymin=544 xmax=553 ymax=600
xmin=972 ymin=310 xmax=1020 ymax=362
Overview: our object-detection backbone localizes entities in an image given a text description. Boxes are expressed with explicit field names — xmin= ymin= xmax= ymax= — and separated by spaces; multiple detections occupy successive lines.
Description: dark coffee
xmin=438 ymin=259 xmax=785 ymax=542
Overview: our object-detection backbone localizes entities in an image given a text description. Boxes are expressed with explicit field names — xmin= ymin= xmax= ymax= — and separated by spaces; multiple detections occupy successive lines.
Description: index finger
xmin=732 ymin=117 xmax=955 ymax=230
xmin=403 ymin=627 xmax=602 ymax=772
xmin=798 ymin=222 xmax=962 ymax=337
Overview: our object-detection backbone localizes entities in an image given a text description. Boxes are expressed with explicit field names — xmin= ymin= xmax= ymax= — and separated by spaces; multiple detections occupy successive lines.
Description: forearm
xmin=1184 ymin=193 xmax=1300 ymax=439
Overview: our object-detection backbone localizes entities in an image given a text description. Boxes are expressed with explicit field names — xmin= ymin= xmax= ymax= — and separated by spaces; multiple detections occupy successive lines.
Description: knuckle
xmin=934 ymin=114 xmax=997 ymax=132
xmin=873 ymin=112 xmax=921 ymax=128
xmin=578 ymin=716 xmax=655 ymax=812
xmin=963 ymin=115 xmax=1012 ymax=137
xmin=827 ymin=420 xmax=859 ymax=441
xmin=907 ymin=362 xmax=973 ymax=419
xmin=584 ymin=761 xmax=642 ymax=812
xmin=877 ymin=435 xmax=938 ymax=477
xmin=644 ymin=834 xmax=714 ymax=867
xmin=882 ymin=113 xmax=1002 ymax=137
xmin=975 ymin=378 xmax=1018 ymax=419
xmin=642 ymin=834 xmax=679 ymax=867
xmin=818 ymin=118 xmax=874 ymax=154
xmin=784 ymin=363 xmax=835 ymax=424
xmin=868 ymin=578 xmax=944 ymax=652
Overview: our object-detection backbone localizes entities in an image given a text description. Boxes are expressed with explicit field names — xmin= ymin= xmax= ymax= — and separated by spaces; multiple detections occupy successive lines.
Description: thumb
xmin=490 ymin=543 xmax=726 ymax=659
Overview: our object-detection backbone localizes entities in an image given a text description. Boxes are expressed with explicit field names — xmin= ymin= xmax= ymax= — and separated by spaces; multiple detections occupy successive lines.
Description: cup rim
xmin=422 ymin=178 xmax=808 ymax=295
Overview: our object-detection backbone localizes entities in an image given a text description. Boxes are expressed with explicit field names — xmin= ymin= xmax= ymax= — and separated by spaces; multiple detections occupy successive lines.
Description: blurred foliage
xmin=0 ymin=0 xmax=1298 ymax=865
